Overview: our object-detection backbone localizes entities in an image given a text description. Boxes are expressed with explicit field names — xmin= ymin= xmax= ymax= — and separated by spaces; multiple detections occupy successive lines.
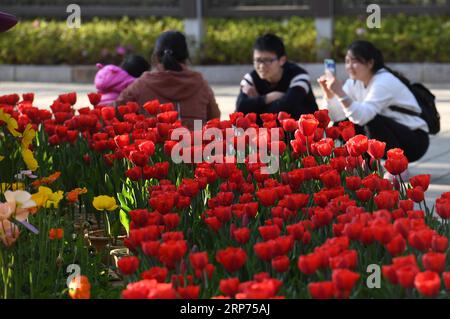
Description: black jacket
xmin=236 ymin=62 xmax=318 ymax=122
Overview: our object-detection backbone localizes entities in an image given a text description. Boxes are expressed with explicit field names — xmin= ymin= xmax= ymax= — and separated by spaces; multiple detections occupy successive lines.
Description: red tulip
xmin=298 ymin=114 xmax=319 ymax=137
xmin=329 ymin=250 xmax=358 ymax=270
xmin=409 ymin=174 xmax=430 ymax=191
xmin=220 ymin=278 xmax=240 ymax=297
xmin=382 ymin=265 xmax=398 ymax=285
xmin=163 ymin=213 xmax=180 ymax=230
xmin=407 ymin=186 xmax=425 ymax=203
xmin=254 ymin=241 xmax=275 ymax=261
xmin=319 ymin=169 xmax=341 ymax=188
xmin=431 ymin=235 xmax=448 ymax=253
xmin=326 ymin=126 xmax=341 ymax=140
xmin=49 ymin=228 xmax=64 ymax=240
xmin=435 ymin=197 xmax=450 ymax=219
xmin=143 ymin=100 xmax=160 ymax=115
xmin=374 ymin=190 xmax=398 ymax=210
xmin=338 ymin=121 xmax=355 ymax=141
xmin=189 ymin=252 xmax=209 ymax=271
xmin=386 ymin=234 xmax=406 ymax=256
xmin=205 ymin=217 xmax=222 ymax=233
xmin=367 ymin=139 xmax=386 ymax=159
xmin=298 ymin=253 xmax=321 ymax=275
xmin=286 ymin=223 xmax=305 ymax=241
xmin=408 ymin=229 xmax=434 ymax=252
xmin=100 ymin=106 xmax=116 ymax=120
xmin=422 ymin=252 xmax=446 ymax=273
xmin=332 ymin=269 xmax=360 ymax=292
xmin=117 ymin=256 xmax=140 ymax=275
xmin=356 ymin=188 xmax=373 ymax=202
xmin=384 ymin=149 xmax=409 ymax=175
xmin=346 ymin=134 xmax=368 ymax=157
xmin=258 ymin=225 xmax=281 ymax=241
xmin=114 ymin=134 xmax=130 ymax=148
xmin=87 ymin=92 xmax=101 ymax=106
xmin=256 ymin=189 xmax=278 ymax=207
xmin=138 ymin=140 xmax=155 ymax=157
xmin=22 ymin=93 xmax=34 ymax=102
xmin=177 ymin=285 xmax=200 ymax=299
xmin=314 ymin=139 xmax=332 ymax=157
xmin=271 ymin=255 xmax=290 ymax=273
xmin=59 ymin=92 xmax=77 ymax=105
xmin=281 ymin=118 xmax=298 ymax=132
xmin=414 ymin=271 xmax=441 ymax=297
xmin=216 ymin=247 xmax=247 ymax=273
xmin=314 ymin=109 xmax=331 ymax=129
xmin=129 ymin=150 xmax=148 ymax=167
xmin=345 ymin=176 xmax=361 ymax=191
xmin=342 ymin=223 xmax=363 ymax=241
xmin=141 ymin=267 xmax=168 ymax=283
xmin=125 ymin=166 xmax=142 ymax=181
xmin=308 ymin=281 xmax=335 ymax=299
xmin=443 ymin=272 xmax=450 ymax=291
xmin=396 ymin=265 xmax=419 ymax=289
xmin=158 ymin=240 xmax=188 ymax=269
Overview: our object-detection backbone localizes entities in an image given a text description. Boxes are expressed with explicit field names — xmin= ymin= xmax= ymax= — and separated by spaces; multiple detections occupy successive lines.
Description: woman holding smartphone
xmin=317 ymin=40 xmax=429 ymax=163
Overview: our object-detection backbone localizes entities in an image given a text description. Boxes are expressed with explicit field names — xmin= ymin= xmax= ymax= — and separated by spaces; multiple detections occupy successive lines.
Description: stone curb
xmin=1 ymin=63 xmax=450 ymax=84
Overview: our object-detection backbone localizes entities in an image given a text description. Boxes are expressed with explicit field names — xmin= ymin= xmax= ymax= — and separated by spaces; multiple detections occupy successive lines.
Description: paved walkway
xmin=1 ymin=81 xmax=449 ymax=205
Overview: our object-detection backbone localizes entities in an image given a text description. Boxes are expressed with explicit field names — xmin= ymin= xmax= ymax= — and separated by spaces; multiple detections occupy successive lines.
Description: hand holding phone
xmin=324 ymin=59 xmax=336 ymax=77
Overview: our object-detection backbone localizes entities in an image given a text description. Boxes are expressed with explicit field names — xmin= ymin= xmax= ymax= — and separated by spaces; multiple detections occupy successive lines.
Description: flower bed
xmin=0 ymin=92 xmax=449 ymax=299
xmin=2 ymin=15 xmax=450 ymax=65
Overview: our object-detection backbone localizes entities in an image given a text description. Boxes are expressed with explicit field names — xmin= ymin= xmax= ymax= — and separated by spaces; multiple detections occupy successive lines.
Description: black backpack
xmin=389 ymin=82 xmax=441 ymax=135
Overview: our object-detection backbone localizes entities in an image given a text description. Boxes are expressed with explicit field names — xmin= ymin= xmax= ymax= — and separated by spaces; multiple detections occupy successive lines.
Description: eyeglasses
xmin=253 ymin=57 xmax=278 ymax=66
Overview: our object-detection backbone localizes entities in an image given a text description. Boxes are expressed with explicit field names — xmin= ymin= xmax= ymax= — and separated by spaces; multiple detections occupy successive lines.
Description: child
xmin=94 ymin=54 xmax=150 ymax=106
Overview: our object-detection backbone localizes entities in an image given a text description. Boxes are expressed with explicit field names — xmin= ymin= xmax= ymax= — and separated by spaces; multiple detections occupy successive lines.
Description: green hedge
xmin=0 ymin=15 xmax=449 ymax=65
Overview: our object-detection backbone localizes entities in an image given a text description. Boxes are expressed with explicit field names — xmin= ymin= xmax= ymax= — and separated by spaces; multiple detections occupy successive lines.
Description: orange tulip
xmin=68 ymin=275 xmax=91 ymax=299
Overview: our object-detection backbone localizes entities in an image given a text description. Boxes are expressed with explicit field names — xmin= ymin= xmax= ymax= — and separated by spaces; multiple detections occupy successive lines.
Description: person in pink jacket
xmin=94 ymin=54 xmax=150 ymax=105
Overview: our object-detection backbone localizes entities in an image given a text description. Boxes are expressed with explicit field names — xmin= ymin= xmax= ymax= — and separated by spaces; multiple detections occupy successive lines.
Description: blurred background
xmin=1 ymin=1 xmax=450 ymax=202
xmin=1 ymin=0 xmax=449 ymax=66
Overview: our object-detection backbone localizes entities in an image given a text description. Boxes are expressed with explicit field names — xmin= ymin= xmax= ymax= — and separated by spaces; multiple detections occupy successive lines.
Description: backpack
xmin=389 ymin=82 xmax=441 ymax=135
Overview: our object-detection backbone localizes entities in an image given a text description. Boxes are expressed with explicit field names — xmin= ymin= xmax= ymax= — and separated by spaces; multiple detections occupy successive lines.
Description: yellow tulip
xmin=0 ymin=155 xmax=4 ymax=162
xmin=31 ymin=186 xmax=52 ymax=207
xmin=45 ymin=190 xmax=64 ymax=208
xmin=0 ymin=109 xmax=21 ymax=137
xmin=21 ymin=148 xmax=39 ymax=171
xmin=92 ymin=195 xmax=118 ymax=211
xmin=1 ymin=183 xmax=25 ymax=192
xmin=21 ymin=124 xmax=36 ymax=148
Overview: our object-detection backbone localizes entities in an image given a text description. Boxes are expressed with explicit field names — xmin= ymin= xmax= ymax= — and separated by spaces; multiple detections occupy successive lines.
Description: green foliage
xmin=333 ymin=14 xmax=450 ymax=63
xmin=0 ymin=15 xmax=449 ymax=65
xmin=202 ymin=17 xmax=316 ymax=64
xmin=0 ymin=17 xmax=183 ymax=65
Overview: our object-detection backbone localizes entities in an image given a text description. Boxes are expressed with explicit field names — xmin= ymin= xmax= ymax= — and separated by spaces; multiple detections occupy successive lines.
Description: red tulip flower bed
xmin=1 ymin=92 xmax=449 ymax=299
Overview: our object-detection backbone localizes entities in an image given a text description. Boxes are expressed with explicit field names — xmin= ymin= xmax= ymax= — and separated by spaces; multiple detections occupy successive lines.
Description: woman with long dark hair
xmin=318 ymin=40 xmax=429 ymax=163
xmin=117 ymin=30 xmax=220 ymax=130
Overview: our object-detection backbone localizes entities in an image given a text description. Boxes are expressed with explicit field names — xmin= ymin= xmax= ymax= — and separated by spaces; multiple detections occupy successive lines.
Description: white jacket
xmin=322 ymin=68 xmax=429 ymax=132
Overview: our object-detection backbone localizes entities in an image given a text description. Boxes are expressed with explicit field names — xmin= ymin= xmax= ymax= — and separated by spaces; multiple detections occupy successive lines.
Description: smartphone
xmin=324 ymin=59 xmax=336 ymax=76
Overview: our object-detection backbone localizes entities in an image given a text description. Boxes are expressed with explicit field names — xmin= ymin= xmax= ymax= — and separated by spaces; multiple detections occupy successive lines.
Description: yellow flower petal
xmin=0 ymin=109 xmax=21 ymax=137
xmin=45 ymin=190 xmax=64 ymax=208
xmin=21 ymin=124 xmax=36 ymax=148
xmin=21 ymin=148 xmax=39 ymax=171
xmin=92 ymin=195 xmax=118 ymax=211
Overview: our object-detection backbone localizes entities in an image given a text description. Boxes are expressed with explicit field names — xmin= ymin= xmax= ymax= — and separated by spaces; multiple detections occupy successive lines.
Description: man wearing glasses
xmin=236 ymin=33 xmax=318 ymax=123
